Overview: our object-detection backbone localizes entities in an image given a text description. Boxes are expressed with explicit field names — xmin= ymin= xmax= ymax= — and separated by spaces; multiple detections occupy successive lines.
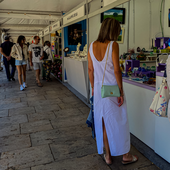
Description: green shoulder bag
xmin=101 ymin=42 xmax=120 ymax=98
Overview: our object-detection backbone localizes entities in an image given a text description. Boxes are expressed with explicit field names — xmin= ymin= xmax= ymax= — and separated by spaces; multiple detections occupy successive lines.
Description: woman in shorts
xmin=11 ymin=35 xmax=29 ymax=91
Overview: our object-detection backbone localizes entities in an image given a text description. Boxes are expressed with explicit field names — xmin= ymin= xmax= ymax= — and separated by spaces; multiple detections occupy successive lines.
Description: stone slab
xmin=0 ymin=94 xmax=5 ymax=100
xmin=21 ymin=120 xmax=53 ymax=134
xmin=51 ymin=115 xmax=86 ymax=129
xmin=6 ymin=93 xmax=27 ymax=99
xmin=30 ymin=126 xmax=91 ymax=147
xmin=0 ymin=134 xmax=31 ymax=152
xmin=58 ymin=102 xmax=85 ymax=110
xmin=28 ymin=99 xmax=62 ymax=107
xmin=26 ymin=92 xmax=46 ymax=97
xmin=45 ymin=90 xmax=66 ymax=95
xmin=21 ymin=95 xmax=46 ymax=102
xmin=44 ymin=94 xmax=68 ymax=100
xmin=31 ymin=154 xmax=110 ymax=170
xmin=79 ymin=106 xmax=90 ymax=114
xmin=30 ymin=129 xmax=60 ymax=146
xmin=0 ymin=145 xmax=54 ymax=170
xmin=61 ymin=96 xmax=80 ymax=103
xmin=0 ymin=124 xmax=20 ymax=137
xmin=9 ymin=107 xmax=35 ymax=116
xmin=0 ymin=109 xmax=8 ymax=118
xmin=54 ymin=108 xmax=83 ymax=118
xmin=0 ymin=115 xmax=28 ymax=126
xmin=50 ymin=136 xmax=97 ymax=161
xmin=0 ymin=102 xmax=28 ymax=110
xmin=0 ymin=98 xmax=20 ymax=105
xmin=139 ymin=165 xmax=160 ymax=170
xmin=35 ymin=104 xmax=60 ymax=112
xmin=27 ymin=112 xmax=56 ymax=122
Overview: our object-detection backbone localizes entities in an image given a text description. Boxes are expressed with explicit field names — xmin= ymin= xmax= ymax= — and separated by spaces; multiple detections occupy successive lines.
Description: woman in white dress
xmin=88 ymin=18 xmax=138 ymax=165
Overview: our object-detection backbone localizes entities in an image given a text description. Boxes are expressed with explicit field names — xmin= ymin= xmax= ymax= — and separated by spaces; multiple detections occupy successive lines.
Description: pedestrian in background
xmin=0 ymin=36 xmax=16 ymax=81
xmin=11 ymin=35 xmax=29 ymax=91
xmin=29 ymin=36 xmax=43 ymax=87
xmin=43 ymin=41 xmax=54 ymax=82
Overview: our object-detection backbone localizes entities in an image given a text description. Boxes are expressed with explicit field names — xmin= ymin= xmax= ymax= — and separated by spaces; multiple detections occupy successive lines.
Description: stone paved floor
xmin=0 ymin=68 xmax=160 ymax=170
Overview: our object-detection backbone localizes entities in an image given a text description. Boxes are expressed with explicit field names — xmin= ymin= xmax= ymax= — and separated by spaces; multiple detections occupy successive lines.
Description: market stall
xmin=62 ymin=6 xmax=88 ymax=98
xmin=88 ymin=0 xmax=170 ymax=165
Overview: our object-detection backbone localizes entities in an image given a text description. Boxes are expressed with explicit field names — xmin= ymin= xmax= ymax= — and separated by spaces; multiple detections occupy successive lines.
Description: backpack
xmin=43 ymin=48 xmax=49 ymax=60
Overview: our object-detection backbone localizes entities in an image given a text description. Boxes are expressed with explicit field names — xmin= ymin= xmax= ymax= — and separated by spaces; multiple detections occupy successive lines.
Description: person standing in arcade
xmin=28 ymin=36 xmax=44 ymax=87
xmin=0 ymin=36 xmax=16 ymax=81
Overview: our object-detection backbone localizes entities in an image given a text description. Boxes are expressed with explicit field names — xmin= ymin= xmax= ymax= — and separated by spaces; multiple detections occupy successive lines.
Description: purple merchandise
xmin=155 ymin=37 xmax=169 ymax=49
xmin=125 ymin=60 xmax=140 ymax=73
xmin=157 ymin=63 xmax=166 ymax=72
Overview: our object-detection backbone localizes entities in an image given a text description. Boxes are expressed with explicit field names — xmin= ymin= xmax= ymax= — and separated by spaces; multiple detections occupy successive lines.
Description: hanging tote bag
xmin=168 ymin=100 xmax=170 ymax=122
xmin=101 ymin=42 xmax=120 ymax=98
xmin=149 ymin=79 xmax=170 ymax=117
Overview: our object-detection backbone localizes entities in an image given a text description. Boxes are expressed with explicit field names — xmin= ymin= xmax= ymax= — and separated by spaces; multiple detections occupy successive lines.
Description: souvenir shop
xmin=39 ymin=0 xmax=170 ymax=166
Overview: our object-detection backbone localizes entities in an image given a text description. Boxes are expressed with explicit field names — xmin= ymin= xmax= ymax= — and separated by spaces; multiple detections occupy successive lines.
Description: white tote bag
xmin=168 ymin=100 xmax=170 ymax=121
xmin=149 ymin=79 xmax=170 ymax=117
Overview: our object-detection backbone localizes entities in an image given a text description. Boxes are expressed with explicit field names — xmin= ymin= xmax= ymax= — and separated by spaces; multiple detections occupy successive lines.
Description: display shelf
xmin=140 ymin=60 xmax=156 ymax=63
xmin=123 ymin=77 xmax=156 ymax=91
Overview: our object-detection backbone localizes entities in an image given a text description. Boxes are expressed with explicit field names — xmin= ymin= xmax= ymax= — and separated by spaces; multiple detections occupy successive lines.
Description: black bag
xmin=43 ymin=48 xmax=49 ymax=60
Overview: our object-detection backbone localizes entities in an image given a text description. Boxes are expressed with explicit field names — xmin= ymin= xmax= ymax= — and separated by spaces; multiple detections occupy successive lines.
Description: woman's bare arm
xmin=112 ymin=42 xmax=123 ymax=96
xmin=88 ymin=46 xmax=94 ymax=90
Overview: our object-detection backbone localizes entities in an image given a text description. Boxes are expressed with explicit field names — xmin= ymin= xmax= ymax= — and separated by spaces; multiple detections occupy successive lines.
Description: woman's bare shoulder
xmin=112 ymin=41 xmax=119 ymax=47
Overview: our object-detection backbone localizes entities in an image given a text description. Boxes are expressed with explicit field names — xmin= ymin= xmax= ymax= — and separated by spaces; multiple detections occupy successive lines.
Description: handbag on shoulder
xmin=149 ymin=79 xmax=170 ymax=117
xmin=101 ymin=42 xmax=120 ymax=98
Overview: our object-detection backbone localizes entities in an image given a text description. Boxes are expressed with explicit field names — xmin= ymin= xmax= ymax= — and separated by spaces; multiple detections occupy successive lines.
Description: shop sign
xmin=63 ymin=5 xmax=85 ymax=25
xmin=51 ymin=21 xmax=60 ymax=31
xmin=44 ymin=26 xmax=50 ymax=35
xmin=103 ymin=0 xmax=117 ymax=6
xmin=39 ymin=31 xmax=43 ymax=37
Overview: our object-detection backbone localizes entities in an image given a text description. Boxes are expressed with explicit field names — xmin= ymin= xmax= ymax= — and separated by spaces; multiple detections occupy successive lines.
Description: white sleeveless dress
xmin=89 ymin=41 xmax=130 ymax=156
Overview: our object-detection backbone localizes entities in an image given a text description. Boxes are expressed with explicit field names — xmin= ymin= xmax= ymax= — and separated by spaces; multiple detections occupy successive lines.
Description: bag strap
xmin=102 ymin=42 xmax=111 ymax=87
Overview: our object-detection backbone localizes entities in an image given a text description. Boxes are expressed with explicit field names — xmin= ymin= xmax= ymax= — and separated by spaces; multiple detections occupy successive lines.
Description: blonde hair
xmin=97 ymin=18 xmax=121 ymax=43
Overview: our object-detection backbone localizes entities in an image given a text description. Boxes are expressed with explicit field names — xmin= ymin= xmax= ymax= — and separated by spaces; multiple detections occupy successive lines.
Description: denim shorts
xmin=33 ymin=62 xmax=42 ymax=70
xmin=15 ymin=59 xmax=27 ymax=66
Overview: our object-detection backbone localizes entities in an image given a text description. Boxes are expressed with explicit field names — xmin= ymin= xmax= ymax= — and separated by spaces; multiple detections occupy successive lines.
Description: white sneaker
xmin=20 ymin=85 xmax=24 ymax=91
xmin=23 ymin=82 xmax=27 ymax=88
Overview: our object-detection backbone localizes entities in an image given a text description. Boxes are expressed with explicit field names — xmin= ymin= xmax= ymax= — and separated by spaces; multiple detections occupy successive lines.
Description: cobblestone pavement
xmin=0 ymin=68 xmax=160 ymax=170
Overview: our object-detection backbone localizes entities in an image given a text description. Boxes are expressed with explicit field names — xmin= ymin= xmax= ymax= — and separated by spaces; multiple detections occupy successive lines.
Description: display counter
xmin=154 ymin=69 xmax=170 ymax=163
xmin=64 ymin=57 xmax=88 ymax=98
xmin=123 ymin=78 xmax=156 ymax=150
xmin=123 ymin=68 xmax=170 ymax=163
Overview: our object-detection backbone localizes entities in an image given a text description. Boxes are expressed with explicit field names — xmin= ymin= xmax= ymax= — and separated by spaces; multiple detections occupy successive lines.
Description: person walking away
xmin=88 ymin=18 xmax=138 ymax=165
xmin=43 ymin=41 xmax=54 ymax=82
xmin=0 ymin=36 xmax=16 ymax=81
xmin=11 ymin=35 xmax=29 ymax=91
xmin=28 ymin=36 xmax=43 ymax=87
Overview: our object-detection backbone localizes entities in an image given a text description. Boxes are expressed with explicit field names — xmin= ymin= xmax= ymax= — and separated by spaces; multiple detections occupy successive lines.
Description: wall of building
xmin=164 ymin=0 xmax=170 ymax=37
xmin=89 ymin=0 xmax=165 ymax=55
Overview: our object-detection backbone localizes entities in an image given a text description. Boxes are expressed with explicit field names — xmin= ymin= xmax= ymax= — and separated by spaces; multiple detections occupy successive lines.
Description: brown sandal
xmin=122 ymin=155 xmax=138 ymax=165
xmin=37 ymin=82 xmax=43 ymax=87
